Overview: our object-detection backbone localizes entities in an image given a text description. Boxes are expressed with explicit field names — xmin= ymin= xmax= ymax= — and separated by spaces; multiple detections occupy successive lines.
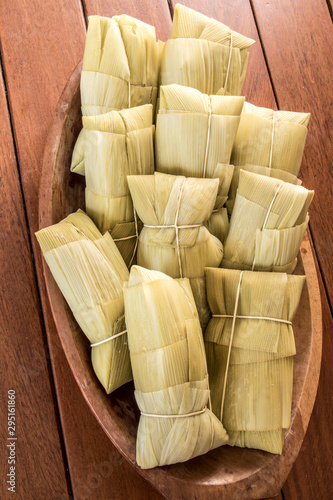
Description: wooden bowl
xmin=38 ymin=61 xmax=322 ymax=499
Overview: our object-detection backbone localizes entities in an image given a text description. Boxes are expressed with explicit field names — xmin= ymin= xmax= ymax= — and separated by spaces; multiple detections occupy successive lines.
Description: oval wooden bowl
xmin=39 ymin=61 xmax=322 ymax=500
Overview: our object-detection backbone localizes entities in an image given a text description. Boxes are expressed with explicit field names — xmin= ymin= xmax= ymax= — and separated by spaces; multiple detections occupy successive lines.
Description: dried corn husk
xmin=35 ymin=210 xmax=131 ymax=394
xmin=155 ymin=84 xmax=243 ymax=242
xmin=127 ymin=173 xmax=222 ymax=278
xmin=222 ymin=170 xmax=314 ymax=273
xmin=71 ymin=14 xmax=159 ymax=175
xmin=204 ymin=268 xmax=305 ymax=454
xmin=160 ymin=4 xmax=255 ymax=97
xmin=124 ymin=266 xmax=229 ymax=468
xmin=227 ymin=103 xmax=310 ymax=213
xmin=84 ymin=104 xmax=155 ymax=266
xmin=127 ymin=172 xmax=223 ymax=328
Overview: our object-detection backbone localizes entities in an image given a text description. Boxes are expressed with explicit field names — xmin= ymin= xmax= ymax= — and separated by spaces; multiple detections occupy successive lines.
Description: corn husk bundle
xmin=35 ymin=210 xmax=131 ymax=394
xmin=227 ymin=103 xmax=310 ymax=213
xmin=127 ymin=172 xmax=223 ymax=328
xmin=155 ymin=84 xmax=244 ymax=242
xmin=160 ymin=4 xmax=255 ymax=97
xmin=124 ymin=266 xmax=229 ymax=468
xmin=71 ymin=14 xmax=159 ymax=175
xmin=204 ymin=268 xmax=305 ymax=454
xmin=85 ymin=104 xmax=155 ymax=267
xmin=222 ymin=170 xmax=314 ymax=273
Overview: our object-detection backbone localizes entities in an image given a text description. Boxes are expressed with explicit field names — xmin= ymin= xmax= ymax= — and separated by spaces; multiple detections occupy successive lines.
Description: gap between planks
xmin=0 ymin=40 xmax=74 ymax=500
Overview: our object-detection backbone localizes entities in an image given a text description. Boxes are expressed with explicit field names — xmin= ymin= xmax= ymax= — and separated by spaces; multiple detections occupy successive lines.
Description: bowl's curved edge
xmin=39 ymin=59 xmax=83 ymax=227
xmin=38 ymin=62 xmax=323 ymax=500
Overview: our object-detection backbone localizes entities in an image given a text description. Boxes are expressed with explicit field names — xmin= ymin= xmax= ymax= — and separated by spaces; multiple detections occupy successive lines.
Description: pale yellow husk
xmin=35 ymin=210 xmax=131 ymax=394
xmin=71 ymin=14 xmax=159 ymax=175
xmin=222 ymin=170 xmax=314 ymax=272
xmin=84 ymin=104 xmax=154 ymax=266
xmin=124 ymin=266 xmax=229 ymax=468
xmin=155 ymin=84 xmax=243 ymax=242
xmin=160 ymin=4 xmax=255 ymax=97
xmin=227 ymin=103 xmax=310 ymax=213
xmin=204 ymin=268 xmax=305 ymax=454
xmin=127 ymin=172 xmax=223 ymax=327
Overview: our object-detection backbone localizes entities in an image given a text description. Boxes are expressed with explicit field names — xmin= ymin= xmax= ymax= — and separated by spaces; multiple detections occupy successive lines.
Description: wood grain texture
xmin=250 ymin=0 xmax=333 ymax=308
xmin=83 ymin=0 xmax=172 ymax=41
xmin=283 ymin=242 xmax=333 ymax=499
xmin=249 ymin=2 xmax=333 ymax=497
xmin=170 ymin=0 xmax=276 ymax=108
xmin=0 ymin=62 xmax=69 ymax=498
xmin=0 ymin=0 xmax=86 ymax=226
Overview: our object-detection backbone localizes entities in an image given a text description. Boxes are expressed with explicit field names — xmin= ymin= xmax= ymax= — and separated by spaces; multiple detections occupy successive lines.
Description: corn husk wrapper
xmin=127 ymin=172 xmax=223 ymax=328
xmin=124 ymin=266 xmax=228 ymax=468
xmin=160 ymin=4 xmax=255 ymax=97
xmin=222 ymin=170 xmax=314 ymax=273
xmin=204 ymin=268 xmax=305 ymax=454
xmin=156 ymin=84 xmax=243 ymax=242
xmin=71 ymin=14 xmax=159 ymax=175
xmin=227 ymin=103 xmax=310 ymax=213
xmin=84 ymin=104 xmax=154 ymax=266
xmin=35 ymin=210 xmax=131 ymax=394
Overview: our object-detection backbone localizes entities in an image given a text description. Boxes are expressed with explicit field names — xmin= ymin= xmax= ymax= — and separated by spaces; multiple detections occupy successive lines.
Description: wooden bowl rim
xmin=38 ymin=60 xmax=323 ymax=499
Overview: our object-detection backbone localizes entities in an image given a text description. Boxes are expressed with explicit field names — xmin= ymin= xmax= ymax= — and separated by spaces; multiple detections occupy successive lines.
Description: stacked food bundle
xmin=128 ymin=172 xmax=223 ymax=328
xmin=204 ymin=268 xmax=305 ymax=453
xmin=84 ymin=104 xmax=155 ymax=266
xmin=35 ymin=210 xmax=131 ymax=394
xmin=227 ymin=103 xmax=310 ymax=213
xmin=155 ymin=84 xmax=243 ymax=242
xmin=37 ymin=4 xmax=313 ymax=469
xmin=222 ymin=170 xmax=314 ymax=272
xmin=124 ymin=266 xmax=228 ymax=468
xmin=207 ymin=174 xmax=312 ymax=452
xmin=71 ymin=14 xmax=159 ymax=175
xmin=160 ymin=4 xmax=255 ymax=96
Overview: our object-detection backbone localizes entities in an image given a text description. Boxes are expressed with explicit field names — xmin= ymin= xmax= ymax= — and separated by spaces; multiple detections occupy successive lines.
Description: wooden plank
xmin=250 ymin=0 xmax=333 ymax=308
xmin=0 ymin=1 xmax=166 ymax=498
xmin=249 ymin=1 xmax=333 ymax=498
xmin=170 ymin=0 xmax=276 ymax=108
xmin=0 ymin=62 xmax=69 ymax=498
xmin=83 ymin=0 xmax=172 ymax=41
xmin=283 ymin=244 xmax=333 ymax=499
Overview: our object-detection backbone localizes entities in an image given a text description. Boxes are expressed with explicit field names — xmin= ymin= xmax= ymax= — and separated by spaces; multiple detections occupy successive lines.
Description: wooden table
xmin=0 ymin=1 xmax=332 ymax=498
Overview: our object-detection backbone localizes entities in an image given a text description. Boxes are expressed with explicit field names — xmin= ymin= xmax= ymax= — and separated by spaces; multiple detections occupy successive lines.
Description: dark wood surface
xmin=0 ymin=1 xmax=331 ymax=499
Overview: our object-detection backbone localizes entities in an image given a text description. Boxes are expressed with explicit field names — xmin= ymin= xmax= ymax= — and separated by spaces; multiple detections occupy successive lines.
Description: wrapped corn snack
xmin=127 ymin=173 xmax=223 ymax=278
xmin=156 ymin=84 xmax=244 ymax=242
xmin=222 ymin=170 xmax=314 ymax=273
xmin=204 ymin=268 xmax=305 ymax=454
xmin=35 ymin=210 xmax=131 ymax=394
xmin=71 ymin=14 xmax=159 ymax=175
xmin=160 ymin=4 xmax=255 ymax=97
xmin=227 ymin=103 xmax=310 ymax=213
xmin=85 ymin=104 xmax=155 ymax=266
xmin=128 ymin=172 xmax=223 ymax=327
xmin=124 ymin=266 xmax=229 ymax=468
